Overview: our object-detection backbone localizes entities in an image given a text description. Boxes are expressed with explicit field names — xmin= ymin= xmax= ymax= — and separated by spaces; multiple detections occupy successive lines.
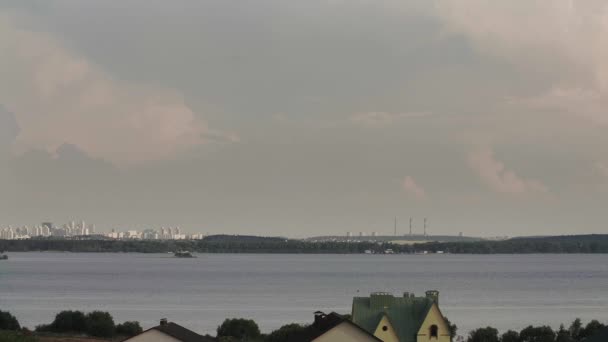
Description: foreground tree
xmin=444 ymin=316 xmax=458 ymax=340
xmin=265 ymin=323 xmax=308 ymax=342
xmin=44 ymin=310 xmax=87 ymax=333
xmin=0 ymin=311 xmax=21 ymax=331
xmin=467 ymin=327 xmax=499 ymax=342
xmin=579 ymin=320 xmax=606 ymax=340
xmin=500 ymin=330 xmax=519 ymax=342
xmin=217 ymin=318 xmax=261 ymax=341
xmin=116 ymin=321 xmax=143 ymax=337
xmin=519 ymin=325 xmax=556 ymax=342
xmin=569 ymin=318 xmax=582 ymax=341
xmin=85 ymin=311 xmax=115 ymax=338
xmin=555 ymin=324 xmax=573 ymax=342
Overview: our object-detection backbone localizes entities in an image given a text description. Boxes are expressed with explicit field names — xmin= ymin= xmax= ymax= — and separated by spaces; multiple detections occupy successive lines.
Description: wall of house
xmin=373 ymin=315 xmax=399 ymax=342
xmin=416 ymin=303 xmax=451 ymax=342
xmin=314 ymin=322 xmax=379 ymax=342
xmin=123 ymin=329 xmax=181 ymax=342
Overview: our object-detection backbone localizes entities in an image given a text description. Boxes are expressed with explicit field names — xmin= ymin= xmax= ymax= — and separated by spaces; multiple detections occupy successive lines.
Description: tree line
xmin=467 ymin=318 xmax=606 ymax=342
xmin=2 ymin=234 xmax=608 ymax=254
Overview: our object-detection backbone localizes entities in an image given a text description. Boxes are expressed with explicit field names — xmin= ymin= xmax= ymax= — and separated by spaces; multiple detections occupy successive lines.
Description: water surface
xmin=1 ymin=253 xmax=607 ymax=336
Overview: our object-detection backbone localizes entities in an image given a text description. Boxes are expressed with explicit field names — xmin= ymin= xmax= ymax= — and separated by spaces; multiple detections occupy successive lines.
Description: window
xmin=382 ymin=326 xmax=388 ymax=332
xmin=430 ymin=325 xmax=438 ymax=338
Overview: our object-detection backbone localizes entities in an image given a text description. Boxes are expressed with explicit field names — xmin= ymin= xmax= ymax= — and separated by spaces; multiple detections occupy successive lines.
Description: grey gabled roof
xmin=306 ymin=312 xmax=382 ymax=342
xmin=123 ymin=322 xmax=214 ymax=342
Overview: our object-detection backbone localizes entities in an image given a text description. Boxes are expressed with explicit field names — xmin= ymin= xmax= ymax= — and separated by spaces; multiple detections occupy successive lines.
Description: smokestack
xmin=313 ymin=311 xmax=326 ymax=326
xmin=424 ymin=218 xmax=427 ymax=236
xmin=409 ymin=217 xmax=412 ymax=236
xmin=160 ymin=318 xmax=168 ymax=326
xmin=394 ymin=217 xmax=397 ymax=236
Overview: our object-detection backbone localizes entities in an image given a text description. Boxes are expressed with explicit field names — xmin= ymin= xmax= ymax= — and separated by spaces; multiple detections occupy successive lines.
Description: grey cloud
xmin=0 ymin=11 xmax=236 ymax=166
xmin=1 ymin=1 xmax=608 ymax=236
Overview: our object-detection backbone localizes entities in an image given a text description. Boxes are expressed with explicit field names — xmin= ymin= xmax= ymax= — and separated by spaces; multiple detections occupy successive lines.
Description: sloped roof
xmin=154 ymin=322 xmax=215 ymax=342
xmin=124 ymin=322 xmax=214 ymax=342
xmin=292 ymin=312 xmax=382 ymax=342
xmin=352 ymin=293 xmax=435 ymax=342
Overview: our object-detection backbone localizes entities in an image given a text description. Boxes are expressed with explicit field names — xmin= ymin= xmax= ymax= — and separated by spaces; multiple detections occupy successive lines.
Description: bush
xmin=0 ymin=330 xmax=36 ymax=342
xmin=217 ymin=318 xmax=261 ymax=341
xmin=116 ymin=321 xmax=143 ymax=337
xmin=85 ymin=311 xmax=115 ymax=337
xmin=0 ymin=311 xmax=21 ymax=331
xmin=266 ymin=323 xmax=308 ymax=342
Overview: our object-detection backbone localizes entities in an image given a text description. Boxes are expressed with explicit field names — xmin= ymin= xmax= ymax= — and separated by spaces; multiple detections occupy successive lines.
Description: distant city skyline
xmin=2 ymin=2 xmax=608 ymax=237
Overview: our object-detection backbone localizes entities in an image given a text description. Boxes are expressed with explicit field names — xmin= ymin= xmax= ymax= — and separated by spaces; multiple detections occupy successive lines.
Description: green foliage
xmin=568 ymin=318 xmax=582 ymax=341
xmin=0 ymin=330 xmax=37 ymax=342
xmin=39 ymin=310 xmax=87 ymax=333
xmin=555 ymin=325 xmax=573 ymax=342
xmin=265 ymin=323 xmax=308 ymax=342
xmin=116 ymin=321 xmax=143 ymax=337
xmin=0 ymin=311 xmax=21 ymax=331
xmin=84 ymin=311 xmax=115 ymax=337
xmin=519 ymin=325 xmax=556 ymax=342
xmin=467 ymin=327 xmax=499 ymax=342
xmin=444 ymin=316 xmax=458 ymax=339
xmin=36 ymin=310 xmax=118 ymax=337
xmin=500 ymin=330 xmax=519 ymax=342
xmin=217 ymin=318 xmax=261 ymax=341
xmin=3 ymin=234 xmax=608 ymax=253
xmin=579 ymin=320 xmax=606 ymax=340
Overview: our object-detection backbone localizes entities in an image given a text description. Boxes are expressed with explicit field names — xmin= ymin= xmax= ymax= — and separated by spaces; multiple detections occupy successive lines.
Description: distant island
xmin=1 ymin=234 xmax=608 ymax=254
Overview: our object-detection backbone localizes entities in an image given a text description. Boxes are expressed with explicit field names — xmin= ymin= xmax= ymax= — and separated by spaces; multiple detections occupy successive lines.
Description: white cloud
xmin=468 ymin=146 xmax=547 ymax=194
xmin=0 ymin=12 xmax=235 ymax=166
xmin=434 ymin=0 xmax=608 ymax=124
xmin=402 ymin=175 xmax=427 ymax=200
xmin=351 ymin=111 xmax=429 ymax=125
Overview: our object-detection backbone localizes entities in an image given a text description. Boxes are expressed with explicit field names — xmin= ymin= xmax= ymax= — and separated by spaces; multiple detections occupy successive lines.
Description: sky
xmin=1 ymin=1 xmax=608 ymax=237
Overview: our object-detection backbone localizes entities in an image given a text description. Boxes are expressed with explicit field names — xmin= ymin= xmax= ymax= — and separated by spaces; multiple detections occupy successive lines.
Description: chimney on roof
xmin=160 ymin=318 xmax=168 ymax=326
xmin=313 ymin=311 xmax=326 ymax=326
xmin=425 ymin=290 xmax=439 ymax=304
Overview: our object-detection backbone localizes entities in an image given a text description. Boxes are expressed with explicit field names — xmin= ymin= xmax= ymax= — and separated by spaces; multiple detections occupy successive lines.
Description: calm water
xmin=1 ymin=253 xmax=607 ymax=336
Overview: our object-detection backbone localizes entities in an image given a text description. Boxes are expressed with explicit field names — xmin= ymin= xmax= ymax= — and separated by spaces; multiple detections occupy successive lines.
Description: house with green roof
xmin=352 ymin=290 xmax=451 ymax=342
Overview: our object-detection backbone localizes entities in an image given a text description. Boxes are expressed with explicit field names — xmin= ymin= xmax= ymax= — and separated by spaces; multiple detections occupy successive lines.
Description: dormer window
xmin=430 ymin=325 xmax=438 ymax=338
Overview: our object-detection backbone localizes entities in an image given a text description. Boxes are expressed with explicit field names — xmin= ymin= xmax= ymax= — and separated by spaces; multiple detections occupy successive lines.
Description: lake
xmin=1 ymin=253 xmax=607 ymax=337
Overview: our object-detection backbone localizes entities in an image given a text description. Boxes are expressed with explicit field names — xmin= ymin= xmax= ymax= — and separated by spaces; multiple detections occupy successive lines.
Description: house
xmin=122 ymin=319 xmax=215 ymax=342
xmin=299 ymin=312 xmax=382 ymax=342
xmin=352 ymin=291 xmax=451 ymax=342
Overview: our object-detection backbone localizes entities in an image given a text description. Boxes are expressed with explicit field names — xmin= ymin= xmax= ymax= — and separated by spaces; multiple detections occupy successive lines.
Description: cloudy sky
xmin=1 ymin=1 xmax=608 ymax=237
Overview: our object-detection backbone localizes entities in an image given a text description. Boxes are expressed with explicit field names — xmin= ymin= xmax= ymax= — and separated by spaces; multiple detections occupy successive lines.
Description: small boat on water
xmin=174 ymin=251 xmax=196 ymax=258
